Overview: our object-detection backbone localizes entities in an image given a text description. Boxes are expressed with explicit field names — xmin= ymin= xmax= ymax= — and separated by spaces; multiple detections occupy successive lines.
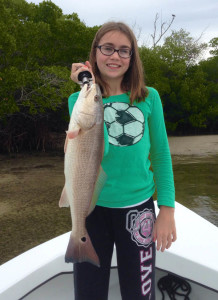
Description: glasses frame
xmin=96 ymin=45 xmax=133 ymax=59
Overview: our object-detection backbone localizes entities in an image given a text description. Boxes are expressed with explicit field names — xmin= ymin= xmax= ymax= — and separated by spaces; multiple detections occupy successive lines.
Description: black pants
xmin=74 ymin=197 xmax=156 ymax=300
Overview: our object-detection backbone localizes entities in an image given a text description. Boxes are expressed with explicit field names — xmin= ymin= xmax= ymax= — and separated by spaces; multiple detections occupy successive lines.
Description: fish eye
xmin=94 ymin=95 xmax=100 ymax=102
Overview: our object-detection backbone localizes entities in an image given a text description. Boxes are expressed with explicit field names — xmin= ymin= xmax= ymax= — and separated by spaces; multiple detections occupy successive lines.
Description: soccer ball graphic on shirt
xmin=104 ymin=102 xmax=145 ymax=147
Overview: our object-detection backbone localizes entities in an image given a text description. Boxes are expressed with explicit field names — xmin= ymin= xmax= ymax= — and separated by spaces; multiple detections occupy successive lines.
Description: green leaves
xmin=33 ymin=0 xmax=62 ymax=24
xmin=209 ymin=37 xmax=218 ymax=56
xmin=0 ymin=0 xmax=98 ymax=152
xmin=0 ymin=1 xmax=217 ymax=151
xmin=0 ymin=66 xmax=76 ymax=118
xmin=140 ymin=29 xmax=217 ymax=134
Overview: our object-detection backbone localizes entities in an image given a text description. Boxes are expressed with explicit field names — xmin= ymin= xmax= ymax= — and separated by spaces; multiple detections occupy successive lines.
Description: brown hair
xmin=89 ymin=22 xmax=148 ymax=104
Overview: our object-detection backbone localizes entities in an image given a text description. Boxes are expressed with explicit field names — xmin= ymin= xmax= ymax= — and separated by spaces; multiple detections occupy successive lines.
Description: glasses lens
xmin=98 ymin=46 xmax=132 ymax=58
xmin=101 ymin=46 xmax=114 ymax=56
xmin=119 ymin=49 xmax=132 ymax=58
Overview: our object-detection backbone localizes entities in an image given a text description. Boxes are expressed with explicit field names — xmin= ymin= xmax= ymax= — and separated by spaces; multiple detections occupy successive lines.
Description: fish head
xmin=74 ymin=83 xmax=103 ymax=130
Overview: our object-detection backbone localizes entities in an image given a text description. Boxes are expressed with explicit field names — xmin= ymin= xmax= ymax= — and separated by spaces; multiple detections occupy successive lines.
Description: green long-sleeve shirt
xmin=68 ymin=87 xmax=175 ymax=208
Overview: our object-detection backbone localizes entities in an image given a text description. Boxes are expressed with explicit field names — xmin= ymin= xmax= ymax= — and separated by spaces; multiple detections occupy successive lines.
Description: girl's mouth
xmin=106 ymin=64 xmax=121 ymax=68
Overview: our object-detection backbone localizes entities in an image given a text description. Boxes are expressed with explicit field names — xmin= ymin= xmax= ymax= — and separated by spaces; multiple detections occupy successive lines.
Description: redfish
xmin=59 ymin=83 xmax=106 ymax=267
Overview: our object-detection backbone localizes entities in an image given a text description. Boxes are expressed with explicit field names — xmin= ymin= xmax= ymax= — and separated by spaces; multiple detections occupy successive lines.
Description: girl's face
xmin=95 ymin=30 xmax=131 ymax=84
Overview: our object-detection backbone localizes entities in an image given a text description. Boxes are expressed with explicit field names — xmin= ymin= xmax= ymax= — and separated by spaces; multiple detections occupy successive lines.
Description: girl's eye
xmin=104 ymin=47 xmax=113 ymax=51
xmin=120 ymin=49 xmax=129 ymax=54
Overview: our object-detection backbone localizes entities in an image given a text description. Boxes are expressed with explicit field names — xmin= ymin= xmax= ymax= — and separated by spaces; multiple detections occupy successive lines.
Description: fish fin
xmin=64 ymin=126 xmax=80 ymax=153
xmin=88 ymin=165 xmax=107 ymax=215
xmin=66 ymin=126 xmax=80 ymax=139
xmin=64 ymin=136 xmax=69 ymax=153
xmin=59 ymin=186 xmax=70 ymax=207
xmin=65 ymin=232 xmax=100 ymax=267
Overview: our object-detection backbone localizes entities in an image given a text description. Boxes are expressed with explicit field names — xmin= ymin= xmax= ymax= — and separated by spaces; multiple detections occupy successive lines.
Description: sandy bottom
xmin=0 ymin=135 xmax=218 ymax=264
xmin=168 ymin=135 xmax=218 ymax=156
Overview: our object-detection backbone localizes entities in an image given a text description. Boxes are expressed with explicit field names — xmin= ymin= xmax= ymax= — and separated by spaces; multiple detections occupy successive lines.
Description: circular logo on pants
xmin=126 ymin=209 xmax=155 ymax=248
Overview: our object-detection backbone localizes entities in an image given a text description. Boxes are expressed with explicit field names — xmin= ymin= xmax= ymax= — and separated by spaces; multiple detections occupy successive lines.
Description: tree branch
xmin=152 ymin=13 xmax=176 ymax=48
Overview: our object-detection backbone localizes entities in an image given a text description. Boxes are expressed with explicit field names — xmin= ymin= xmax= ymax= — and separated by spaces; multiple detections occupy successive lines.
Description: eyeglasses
xmin=96 ymin=45 xmax=132 ymax=58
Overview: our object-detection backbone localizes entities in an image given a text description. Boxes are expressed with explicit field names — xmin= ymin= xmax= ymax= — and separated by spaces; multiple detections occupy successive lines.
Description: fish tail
xmin=65 ymin=232 xmax=100 ymax=267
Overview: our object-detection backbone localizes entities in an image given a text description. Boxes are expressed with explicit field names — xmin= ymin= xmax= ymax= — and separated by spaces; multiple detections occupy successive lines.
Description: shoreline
xmin=168 ymin=135 xmax=218 ymax=156
xmin=0 ymin=135 xmax=218 ymax=157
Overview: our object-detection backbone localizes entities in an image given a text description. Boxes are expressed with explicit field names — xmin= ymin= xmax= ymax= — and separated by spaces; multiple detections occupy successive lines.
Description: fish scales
xmin=59 ymin=83 xmax=106 ymax=267
xmin=69 ymin=125 xmax=104 ymax=233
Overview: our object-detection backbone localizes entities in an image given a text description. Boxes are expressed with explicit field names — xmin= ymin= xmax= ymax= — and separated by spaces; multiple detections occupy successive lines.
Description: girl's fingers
xmin=161 ymin=236 xmax=167 ymax=252
xmin=71 ymin=62 xmax=87 ymax=73
xmin=85 ymin=61 xmax=95 ymax=83
xmin=166 ymin=234 xmax=172 ymax=249
xmin=70 ymin=62 xmax=96 ymax=84
xmin=154 ymin=225 xmax=176 ymax=251
xmin=156 ymin=234 xmax=167 ymax=252
xmin=70 ymin=63 xmax=89 ymax=83
xmin=156 ymin=237 xmax=161 ymax=251
xmin=172 ymin=229 xmax=177 ymax=242
xmin=85 ymin=61 xmax=92 ymax=69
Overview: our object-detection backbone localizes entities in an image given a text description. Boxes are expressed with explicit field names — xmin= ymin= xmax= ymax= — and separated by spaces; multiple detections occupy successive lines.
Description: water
xmin=0 ymin=152 xmax=217 ymax=265
xmin=172 ymin=155 xmax=218 ymax=224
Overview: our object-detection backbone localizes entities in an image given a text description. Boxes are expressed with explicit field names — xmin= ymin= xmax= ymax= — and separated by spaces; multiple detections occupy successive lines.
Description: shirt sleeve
xmin=148 ymin=88 xmax=175 ymax=208
xmin=68 ymin=92 xmax=109 ymax=157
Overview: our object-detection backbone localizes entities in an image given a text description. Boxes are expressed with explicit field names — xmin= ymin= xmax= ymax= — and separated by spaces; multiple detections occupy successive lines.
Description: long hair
xmin=89 ymin=22 xmax=148 ymax=104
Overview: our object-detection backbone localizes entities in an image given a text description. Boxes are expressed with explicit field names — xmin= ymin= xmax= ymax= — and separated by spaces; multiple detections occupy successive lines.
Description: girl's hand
xmin=153 ymin=206 xmax=177 ymax=252
xmin=70 ymin=61 xmax=95 ymax=84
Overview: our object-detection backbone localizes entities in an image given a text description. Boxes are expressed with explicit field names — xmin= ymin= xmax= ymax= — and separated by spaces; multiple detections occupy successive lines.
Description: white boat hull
xmin=0 ymin=202 xmax=218 ymax=299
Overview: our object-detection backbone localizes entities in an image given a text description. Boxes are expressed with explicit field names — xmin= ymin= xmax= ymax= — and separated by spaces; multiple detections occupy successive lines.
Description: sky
xmin=26 ymin=0 xmax=218 ymax=47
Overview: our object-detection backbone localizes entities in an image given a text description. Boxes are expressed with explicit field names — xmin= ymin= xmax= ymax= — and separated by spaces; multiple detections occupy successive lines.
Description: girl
xmin=69 ymin=21 xmax=176 ymax=300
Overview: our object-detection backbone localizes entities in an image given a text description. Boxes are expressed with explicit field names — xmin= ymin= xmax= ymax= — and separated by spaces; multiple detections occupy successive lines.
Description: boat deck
xmin=1 ymin=202 xmax=218 ymax=300
xmin=20 ymin=268 xmax=218 ymax=300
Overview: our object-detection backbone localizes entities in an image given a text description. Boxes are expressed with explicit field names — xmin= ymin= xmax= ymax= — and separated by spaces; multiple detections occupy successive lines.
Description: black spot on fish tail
xmin=65 ymin=233 xmax=100 ymax=267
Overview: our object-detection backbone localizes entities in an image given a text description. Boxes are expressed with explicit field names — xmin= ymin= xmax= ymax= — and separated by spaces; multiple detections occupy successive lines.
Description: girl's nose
xmin=110 ymin=50 xmax=120 ymax=59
